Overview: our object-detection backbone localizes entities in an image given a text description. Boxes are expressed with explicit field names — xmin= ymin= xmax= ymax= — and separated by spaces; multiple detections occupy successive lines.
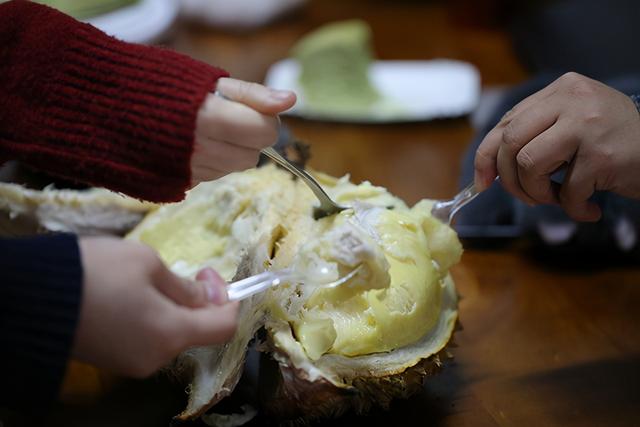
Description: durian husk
xmin=172 ymin=249 xmax=270 ymax=420
xmin=259 ymin=349 xmax=449 ymax=424
xmin=0 ymin=182 xmax=153 ymax=237
xmin=258 ymin=275 xmax=458 ymax=424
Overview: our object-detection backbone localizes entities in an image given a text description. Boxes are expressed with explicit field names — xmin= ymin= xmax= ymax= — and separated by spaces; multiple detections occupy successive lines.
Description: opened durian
xmin=126 ymin=164 xmax=462 ymax=424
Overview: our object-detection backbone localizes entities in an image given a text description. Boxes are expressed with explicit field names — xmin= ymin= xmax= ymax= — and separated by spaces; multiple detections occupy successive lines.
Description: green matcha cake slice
xmin=34 ymin=0 xmax=139 ymax=19
xmin=292 ymin=20 xmax=381 ymax=116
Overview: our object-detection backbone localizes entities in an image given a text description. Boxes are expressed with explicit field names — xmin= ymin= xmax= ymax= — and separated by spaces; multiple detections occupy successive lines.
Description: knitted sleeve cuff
xmin=0 ymin=1 xmax=229 ymax=202
xmin=0 ymin=233 xmax=83 ymax=410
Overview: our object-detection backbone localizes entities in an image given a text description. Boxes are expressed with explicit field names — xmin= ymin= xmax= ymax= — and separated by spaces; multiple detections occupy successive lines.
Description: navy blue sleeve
xmin=0 ymin=233 xmax=83 ymax=410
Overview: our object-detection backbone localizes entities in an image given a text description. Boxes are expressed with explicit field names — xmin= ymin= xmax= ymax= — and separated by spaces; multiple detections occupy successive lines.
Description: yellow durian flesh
xmin=128 ymin=166 xmax=296 ymax=280
xmin=276 ymin=205 xmax=448 ymax=360
xmin=265 ymin=169 xmax=461 ymax=361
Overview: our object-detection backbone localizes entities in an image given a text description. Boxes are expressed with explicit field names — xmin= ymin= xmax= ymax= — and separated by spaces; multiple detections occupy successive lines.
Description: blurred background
xmin=6 ymin=1 xmax=640 ymax=427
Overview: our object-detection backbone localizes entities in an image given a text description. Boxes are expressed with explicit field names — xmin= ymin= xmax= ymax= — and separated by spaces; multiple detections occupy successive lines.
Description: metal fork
xmin=430 ymin=181 xmax=482 ymax=225
xmin=213 ymin=90 xmax=348 ymax=220
xmin=224 ymin=264 xmax=363 ymax=301
xmin=260 ymin=147 xmax=348 ymax=219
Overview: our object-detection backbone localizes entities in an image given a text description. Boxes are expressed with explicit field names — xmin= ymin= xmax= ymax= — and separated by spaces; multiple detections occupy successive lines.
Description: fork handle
xmin=225 ymin=269 xmax=298 ymax=301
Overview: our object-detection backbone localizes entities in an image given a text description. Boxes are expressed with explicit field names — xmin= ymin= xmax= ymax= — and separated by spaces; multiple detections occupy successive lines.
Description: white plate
xmin=264 ymin=59 xmax=481 ymax=123
xmin=85 ymin=0 xmax=179 ymax=44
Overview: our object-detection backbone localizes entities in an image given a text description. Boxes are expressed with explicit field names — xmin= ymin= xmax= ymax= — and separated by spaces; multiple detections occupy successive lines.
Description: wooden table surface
xmin=38 ymin=1 xmax=640 ymax=426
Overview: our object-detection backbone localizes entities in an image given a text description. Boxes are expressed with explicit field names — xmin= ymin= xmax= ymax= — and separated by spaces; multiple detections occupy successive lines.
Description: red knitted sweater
xmin=0 ymin=0 xmax=229 ymax=202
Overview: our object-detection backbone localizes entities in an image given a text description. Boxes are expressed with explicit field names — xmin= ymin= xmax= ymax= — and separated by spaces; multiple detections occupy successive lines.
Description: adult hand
xmin=73 ymin=237 xmax=239 ymax=378
xmin=474 ymin=72 xmax=640 ymax=221
xmin=191 ymin=77 xmax=296 ymax=185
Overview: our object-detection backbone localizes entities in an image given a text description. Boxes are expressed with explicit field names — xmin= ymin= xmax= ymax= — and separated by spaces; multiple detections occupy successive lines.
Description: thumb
xmin=215 ymin=77 xmax=296 ymax=115
xmin=176 ymin=302 xmax=240 ymax=348
xmin=154 ymin=267 xmax=228 ymax=308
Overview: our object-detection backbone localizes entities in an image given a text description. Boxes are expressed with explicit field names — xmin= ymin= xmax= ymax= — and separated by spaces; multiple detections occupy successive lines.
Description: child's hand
xmin=191 ymin=77 xmax=296 ymax=185
xmin=73 ymin=237 xmax=239 ymax=378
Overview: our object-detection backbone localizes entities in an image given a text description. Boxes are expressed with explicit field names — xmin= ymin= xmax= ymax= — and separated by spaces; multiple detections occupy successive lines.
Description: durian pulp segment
xmin=126 ymin=166 xmax=297 ymax=280
xmin=135 ymin=200 xmax=236 ymax=277
xmin=267 ymin=171 xmax=463 ymax=360
xmin=272 ymin=201 xmax=458 ymax=360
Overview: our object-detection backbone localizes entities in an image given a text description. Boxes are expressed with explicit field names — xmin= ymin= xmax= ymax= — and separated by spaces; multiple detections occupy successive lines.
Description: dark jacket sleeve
xmin=0 ymin=0 xmax=229 ymax=203
xmin=0 ymin=233 xmax=83 ymax=410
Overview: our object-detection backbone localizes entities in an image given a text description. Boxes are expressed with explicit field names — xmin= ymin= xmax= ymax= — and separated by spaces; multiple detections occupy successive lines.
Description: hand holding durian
xmin=73 ymin=237 xmax=237 ymax=378
xmin=0 ymin=1 xmax=295 ymax=411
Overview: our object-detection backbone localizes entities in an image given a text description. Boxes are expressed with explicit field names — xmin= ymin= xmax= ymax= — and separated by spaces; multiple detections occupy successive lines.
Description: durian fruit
xmin=0 ymin=181 xmax=153 ymax=237
xmin=126 ymin=164 xmax=462 ymax=423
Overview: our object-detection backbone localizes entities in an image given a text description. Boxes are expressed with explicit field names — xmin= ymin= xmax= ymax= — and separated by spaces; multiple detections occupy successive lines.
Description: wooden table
xmin=34 ymin=1 xmax=640 ymax=426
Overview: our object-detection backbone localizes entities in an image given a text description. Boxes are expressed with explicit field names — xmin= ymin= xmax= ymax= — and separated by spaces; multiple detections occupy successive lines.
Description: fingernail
xmin=205 ymin=282 xmax=219 ymax=304
xmin=270 ymin=89 xmax=292 ymax=101
xmin=196 ymin=267 xmax=216 ymax=281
